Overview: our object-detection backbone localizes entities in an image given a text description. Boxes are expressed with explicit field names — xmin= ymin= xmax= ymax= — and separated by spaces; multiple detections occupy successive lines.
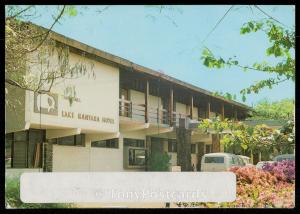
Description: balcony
xmin=119 ymin=99 xmax=169 ymax=125
xmin=119 ymin=99 xmax=198 ymax=127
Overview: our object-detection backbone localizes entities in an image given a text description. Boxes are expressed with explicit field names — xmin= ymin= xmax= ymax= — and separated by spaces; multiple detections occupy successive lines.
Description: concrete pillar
xmin=176 ymin=127 xmax=192 ymax=171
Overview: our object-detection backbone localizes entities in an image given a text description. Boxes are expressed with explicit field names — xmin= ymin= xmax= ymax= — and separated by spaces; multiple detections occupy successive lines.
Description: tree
xmin=198 ymin=116 xmax=294 ymax=162
xmin=201 ymin=17 xmax=295 ymax=102
xmin=5 ymin=5 xmax=95 ymax=106
xmin=250 ymin=98 xmax=294 ymax=120
xmin=148 ymin=152 xmax=171 ymax=171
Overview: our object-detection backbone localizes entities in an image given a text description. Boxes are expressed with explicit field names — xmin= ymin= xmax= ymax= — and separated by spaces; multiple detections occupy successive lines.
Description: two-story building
xmin=5 ymin=23 xmax=251 ymax=172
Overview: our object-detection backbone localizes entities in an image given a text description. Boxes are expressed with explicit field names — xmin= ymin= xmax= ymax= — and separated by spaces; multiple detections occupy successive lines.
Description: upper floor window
xmin=91 ymin=138 xmax=119 ymax=149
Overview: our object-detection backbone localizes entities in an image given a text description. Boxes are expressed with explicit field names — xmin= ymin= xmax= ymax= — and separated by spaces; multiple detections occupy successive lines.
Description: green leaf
xmin=240 ymin=142 xmax=247 ymax=150
xmin=68 ymin=7 xmax=78 ymax=16
xmin=242 ymin=95 xmax=246 ymax=102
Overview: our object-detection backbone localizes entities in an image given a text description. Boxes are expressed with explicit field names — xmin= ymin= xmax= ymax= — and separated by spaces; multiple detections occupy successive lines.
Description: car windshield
xmin=205 ymin=156 xmax=224 ymax=163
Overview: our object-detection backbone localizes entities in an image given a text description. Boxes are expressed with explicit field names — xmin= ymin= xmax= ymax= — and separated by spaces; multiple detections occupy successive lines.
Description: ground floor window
xmin=191 ymin=144 xmax=196 ymax=154
xmin=123 ymin=146 xmax=147 ymax=169
xmin=5 ymin=129 xmax=45 ymax=168
xmin=91 ymin=138 xmax=118 ymax=148
xmin=51 ymin=134 xmax=85 ymax=147
xmin=124 ymin=138 xmax=145 ymax=148
xmin=5 ymin=133 xmax=13 ymax=168
xmin=206 ymin=144 xmax=212 ymax=153
xmin=168 ymin=139 xmax=177 ymax=153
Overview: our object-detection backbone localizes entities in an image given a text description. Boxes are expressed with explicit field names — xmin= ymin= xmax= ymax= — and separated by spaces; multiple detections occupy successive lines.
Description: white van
xmin=273 ymin=154 xmax=295 ymax=162
xmin=237 ymin=155 xmax=253 ymax=166
xmin=201 ymin=153 xmax=243 ymax=172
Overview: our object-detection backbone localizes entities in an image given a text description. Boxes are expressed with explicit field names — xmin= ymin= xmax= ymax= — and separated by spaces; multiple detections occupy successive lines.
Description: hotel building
xmin=5 ymin=24 xmax=251 ymax=172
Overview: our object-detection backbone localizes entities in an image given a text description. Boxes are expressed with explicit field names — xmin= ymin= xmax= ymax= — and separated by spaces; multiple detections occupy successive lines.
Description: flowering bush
xmin=177 ymin=166 xmax=295 ymax=208
xmin=262 ymin=160 xmax=295 ymax=183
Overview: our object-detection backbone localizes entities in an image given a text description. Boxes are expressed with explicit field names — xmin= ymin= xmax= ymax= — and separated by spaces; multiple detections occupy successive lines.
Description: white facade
xmin=5 ymin=32 xmax=247 ymax=173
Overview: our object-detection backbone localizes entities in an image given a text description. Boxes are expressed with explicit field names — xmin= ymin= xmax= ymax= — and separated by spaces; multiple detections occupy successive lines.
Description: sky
xmin=28 ymin=5 xmax=295 ymax=107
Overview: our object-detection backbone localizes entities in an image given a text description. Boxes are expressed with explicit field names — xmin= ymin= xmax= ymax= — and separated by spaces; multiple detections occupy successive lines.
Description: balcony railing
xmin=119 ymin=99 xmax=170 ymax=125
xmin=119 ymin=99 xmax=206 ymax=126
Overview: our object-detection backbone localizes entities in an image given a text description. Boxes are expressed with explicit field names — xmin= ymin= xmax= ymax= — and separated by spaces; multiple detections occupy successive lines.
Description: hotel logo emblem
xmin=34 ymin=92 xmax=58 ymax=116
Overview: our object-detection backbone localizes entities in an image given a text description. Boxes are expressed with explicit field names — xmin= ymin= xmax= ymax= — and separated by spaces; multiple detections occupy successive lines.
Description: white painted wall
xmin=129 ymin=90 xmax=145 ymax=122
xmin=52 ymin=131 xmax=147 ymax=172
xmin=25 ymin=51 xmax=119 ymax=133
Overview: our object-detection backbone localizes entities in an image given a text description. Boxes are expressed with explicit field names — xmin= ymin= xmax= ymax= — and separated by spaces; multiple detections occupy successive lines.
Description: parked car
xmin=237 ymin=155 xmax=253 ymax=166
xmin=256 ymin=161 xmax=275 ymax=170
xmin=273 ymin=154 xmax=295 ymax=162
xmin=201 ymin=153 xmax=243 ymax=172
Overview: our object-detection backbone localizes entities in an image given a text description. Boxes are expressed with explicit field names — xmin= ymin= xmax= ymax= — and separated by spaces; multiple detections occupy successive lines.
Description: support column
xmin=234 ymin=109 xmax=238 ymax=121
xmin=169 ymin=87 xmax=173 ymax=126
xmin=221 ymin=103 xmax=225 ymax=120
xmin=207 ymin=99 xmax=211 ymax=119
xmin=190 ymin=94 xmax=194 ymax=119
xmin=145 ymin=80 xmax=149 ymax=123
xmin=197 ymin=142 xmax=205 ymax=171
xmin=145 ymin=136 xmax=151 ymax=171
xmin=176 ymin=127 xmax=192 ymax=171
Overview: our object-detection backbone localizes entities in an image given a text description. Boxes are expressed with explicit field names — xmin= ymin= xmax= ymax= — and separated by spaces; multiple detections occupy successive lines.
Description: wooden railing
xmin=119 ymin=99 xmax=170 ymax=125
xmin=119 ymin=99 xmax=207 ymax=126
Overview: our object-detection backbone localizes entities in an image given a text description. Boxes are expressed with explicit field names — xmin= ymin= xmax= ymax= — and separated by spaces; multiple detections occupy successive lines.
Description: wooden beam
xmin=190 ymin=94 xmax=194 ymax=119
xmin=207 ymin=99 xmax=211 ymax=119
xmin=221 ymin=103 xmax=224 ymax=120
xmin=169 ymin=87 xmax=174 ymax=126
xmin=234 ymin=108 xmax=238 ymax=121
xmin=145 ymin=80 xmax=149 ymax=123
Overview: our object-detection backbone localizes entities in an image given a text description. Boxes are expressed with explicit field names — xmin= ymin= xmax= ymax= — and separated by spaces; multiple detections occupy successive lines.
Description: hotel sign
xmin=33 ymin=92 xmax=114 ymax=124
xmin=34 ymin=93 xmax=58 ymax=116
xmin=62 ymin=111 xmax=114 ymax=124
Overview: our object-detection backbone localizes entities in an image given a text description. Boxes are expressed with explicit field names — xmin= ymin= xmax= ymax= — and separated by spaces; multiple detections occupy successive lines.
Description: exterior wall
xmin=52 ymin=131 xmax=146 ymax=172
xmin=192 ymin=107 xmax=198 ymax=120
xmin=129 ymin=90 xmax=145 ymax=122
xmin=25 ymin=51 xmax=119 ymax=133
xmin=129 ymin=89 xmax=163 ymax=123
xmin=176 ymin=102 xmax=187 ymax=115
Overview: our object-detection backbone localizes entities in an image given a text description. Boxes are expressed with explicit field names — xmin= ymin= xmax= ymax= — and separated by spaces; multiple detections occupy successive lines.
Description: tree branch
xmin=27 ymin=5 xmax=66 ymax=53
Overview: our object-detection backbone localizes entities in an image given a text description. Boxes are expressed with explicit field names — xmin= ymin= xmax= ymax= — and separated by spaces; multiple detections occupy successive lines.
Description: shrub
xmin=148 ymin=152 xmax=171 ymax=171
xmin=262 ymin=160 xmax=295 ymax=183
xmin=5 ymin=177 xmax=74 ymax=208
xmin=177 ymin=166 xmax=295 ymax=208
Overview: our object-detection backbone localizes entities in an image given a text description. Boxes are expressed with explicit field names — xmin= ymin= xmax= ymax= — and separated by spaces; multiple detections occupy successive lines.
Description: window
xmin=91 ymin=138 xmax=119 ymax=148
xmin=205 ymin=144 xmax=212 ymax=153
xmin=168 ymin=139 xmax=177 ymax=153
xmin=5 ymin=133 xmax=13 ymax=168
xmin=124 ymin=138 xmax=145 ymax=148
xmin=128 ymin=148 xmax=146 ymax=166
xmin=57 ymin=134 xmax=85 ymax=147
xmin=124 ymin=146 xmax=147 ymax=169
xmin=205 ymin=156 xmax=224 ymax=163
xmin=7 ymin=129 xmax=45 ymax=169
xmin=191 ymin=144 xmax=196 ymax=154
